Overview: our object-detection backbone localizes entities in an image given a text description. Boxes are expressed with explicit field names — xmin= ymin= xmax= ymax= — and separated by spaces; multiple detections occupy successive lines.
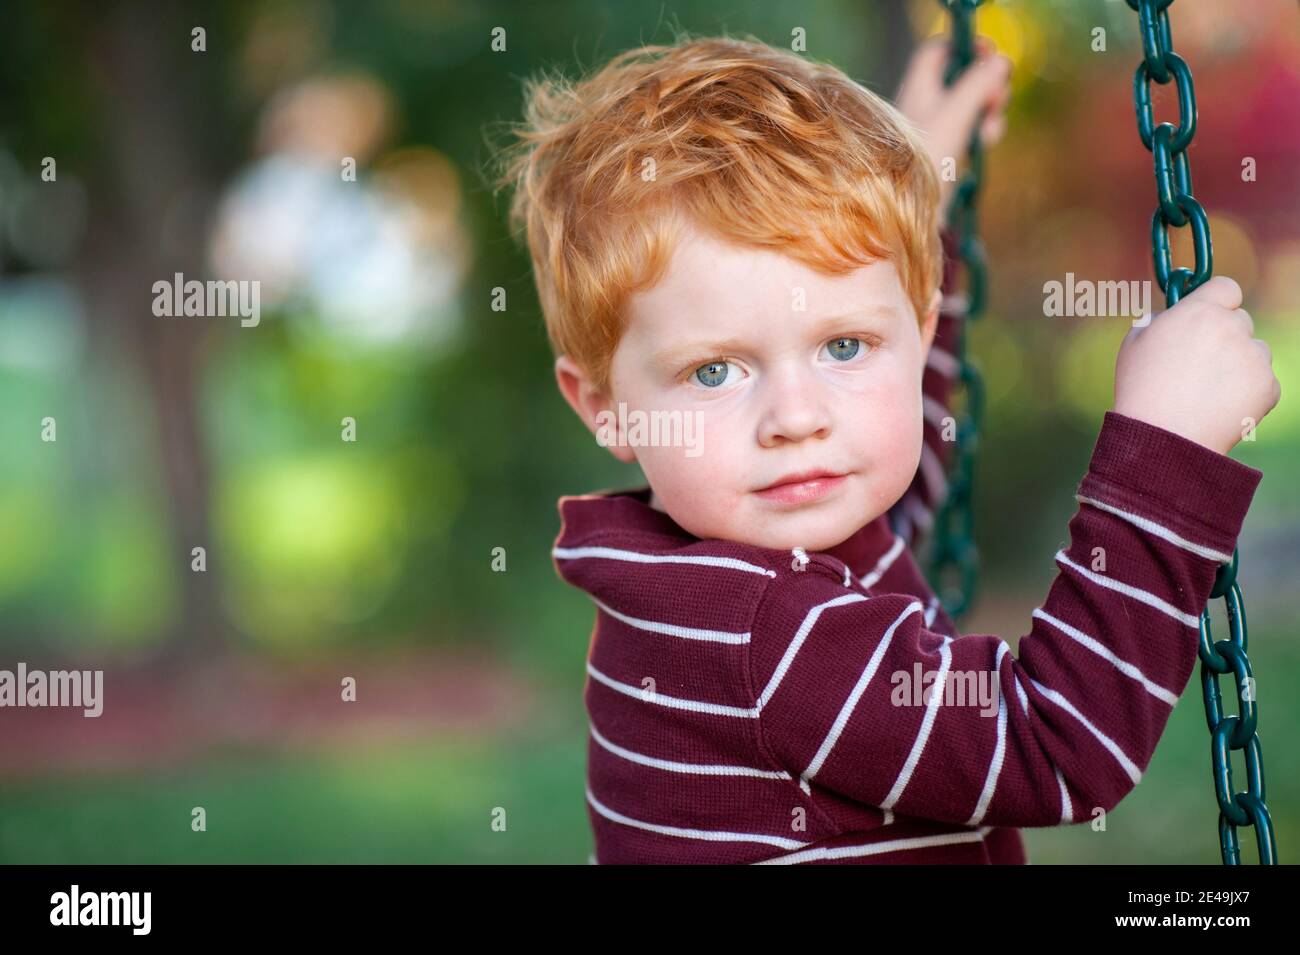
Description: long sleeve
xmin=749 ymin=412 xmax=1263 ymax=829
xmin=888 ymin=227 xmax=965 ymax=551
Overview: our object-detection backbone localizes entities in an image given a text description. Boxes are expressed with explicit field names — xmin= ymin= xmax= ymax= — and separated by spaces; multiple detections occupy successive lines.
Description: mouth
xmin=753 ymin=469 xmax=850 ymax=506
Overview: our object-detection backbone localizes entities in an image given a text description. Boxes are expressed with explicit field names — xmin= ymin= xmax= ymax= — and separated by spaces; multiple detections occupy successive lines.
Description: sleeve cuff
xmin=1077 ymin=411 xmax=1263 ymax=560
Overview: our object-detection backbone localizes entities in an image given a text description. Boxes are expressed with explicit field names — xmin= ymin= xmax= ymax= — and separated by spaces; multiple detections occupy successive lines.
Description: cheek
xmin=631 ymin=386 xmax=740 ymax=469
xmin=636 ymin=425 xmax=732 ymax=497
xmin=886 ymin=389 xmax=927 ymax=488
xmin=844 ymin=367 xmax=925 ymax=490
xmin=846 ymin=362 xmax=923 ymax=442
xmin=631 ymin=403 xmax=746 ymax=534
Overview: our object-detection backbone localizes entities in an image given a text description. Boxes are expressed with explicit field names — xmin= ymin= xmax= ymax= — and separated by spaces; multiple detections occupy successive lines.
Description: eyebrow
xmin=650 ymin=305 xmax=899 ymax=370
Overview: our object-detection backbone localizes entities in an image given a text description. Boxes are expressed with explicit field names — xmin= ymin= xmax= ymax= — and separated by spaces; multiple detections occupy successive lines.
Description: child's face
xmin=559 ymin=221 xmax=940 ymax=553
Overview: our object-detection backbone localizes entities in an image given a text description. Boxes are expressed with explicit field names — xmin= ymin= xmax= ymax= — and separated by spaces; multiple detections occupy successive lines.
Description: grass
xmin=0 ymin=708 xmax=592 ymax=864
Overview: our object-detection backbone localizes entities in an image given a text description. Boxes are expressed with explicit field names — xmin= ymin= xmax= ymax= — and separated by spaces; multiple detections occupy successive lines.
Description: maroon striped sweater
xmin=552 ymin=238 xmax=1263 ymax=864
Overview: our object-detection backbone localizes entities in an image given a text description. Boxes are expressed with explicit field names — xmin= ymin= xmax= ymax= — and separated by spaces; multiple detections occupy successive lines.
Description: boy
xmin=494 ymin=34 xmax=1279 ymax=863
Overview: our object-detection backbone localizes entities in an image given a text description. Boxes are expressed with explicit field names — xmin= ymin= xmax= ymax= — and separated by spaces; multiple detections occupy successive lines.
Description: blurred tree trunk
xmin=79 ymin=3 xmax=229 ymax=663
xmin=878 ymin=0 xmax=918 ymax=95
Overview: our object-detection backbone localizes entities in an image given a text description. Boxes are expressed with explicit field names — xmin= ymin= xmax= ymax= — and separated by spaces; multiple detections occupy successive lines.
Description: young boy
xmin=494 ymin=34 xmax=1279 ymax=863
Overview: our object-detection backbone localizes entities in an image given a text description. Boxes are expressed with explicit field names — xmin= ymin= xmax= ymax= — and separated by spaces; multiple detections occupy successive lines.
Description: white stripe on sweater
xmin=940 ymin=293 xmax=969 ymax=314
xmin=757 ymin=592 xmax=869 ymax=709
xmin=1027 ymin=676 xmax=1142 ymax=784
xmin=926 ymin=345 xmax=960 ymax=379
xmin=966 ymin=643 xmax=1011 ymax=826
xmin=589 ymin=723 xmax=790 ymax=779
xmin=1075 ymin=493 xmax=1232 ymax=564
xmin=592 ymin=597 xmax=750 ymax=645
xmin=945 ymin=641 xmax=1080 ymax=828
xmin=859 ymin=535 xmax=906 ymax=590
xmin=924 ymin=594 xmax=942 ymax=628
xmin=919 ymin=442 xmax=949 ymax=505
xmin=1055 ymin=550 xmax=1200 ymax=628
xmin=891 ymin=510 xmax=914 ymax=550
xmin=1032 ymin=607 xmax=1179 ymax=705
xmin=881 ymin=638 xmax=952 ymax=811
xmin=801 ymin=602 xmax=923 ymax=787
xmin=586 ymin=788 xmax=808 ymax=850
xmin=587 ymin=662 xmax=758 ymax=718
xmin=905 ymin=492 xmax=934 ymax=534
xmin=923 ymin=394 xmax=949 ymax=430
xmin=553 ymin=545 xmax=776 ymax=577
xmin=756 ymin=827 xmax=991 ymax=864
xmin=1055 ymin=767 xmax=1074 ymax=824
xmin=1013 ymin=672 xmax=1029 ymax=715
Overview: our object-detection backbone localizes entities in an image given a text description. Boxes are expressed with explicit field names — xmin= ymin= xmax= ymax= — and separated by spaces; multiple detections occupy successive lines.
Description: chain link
xmin=1127 ymin=0 xmax=1276 ymax=865
xmin=926 ymin=0 xmax=988 ymax=620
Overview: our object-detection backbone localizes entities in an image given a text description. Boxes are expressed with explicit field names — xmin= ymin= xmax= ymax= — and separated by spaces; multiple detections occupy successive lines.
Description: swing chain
xmin=927 ymin=0 xmax=988 ymax=621
xmin=1127 ymin=0 xmax=1277 ymax=865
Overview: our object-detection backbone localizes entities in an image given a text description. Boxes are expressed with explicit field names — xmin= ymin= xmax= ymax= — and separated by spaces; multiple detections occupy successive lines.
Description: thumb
xmin=1181 ymin=275 xmax=1243 ymax=311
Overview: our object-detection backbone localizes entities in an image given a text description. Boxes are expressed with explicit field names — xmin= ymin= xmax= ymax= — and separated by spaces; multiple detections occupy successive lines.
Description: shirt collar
xmin=554 ymin=484 xmax=899 ymax=578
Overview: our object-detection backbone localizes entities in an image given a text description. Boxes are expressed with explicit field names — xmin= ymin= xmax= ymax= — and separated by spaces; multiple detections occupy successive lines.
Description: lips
xmin=756 ymin=469 xmax=845 ymax=492
xmin=753 ymin=469 xmax=849 ymax=506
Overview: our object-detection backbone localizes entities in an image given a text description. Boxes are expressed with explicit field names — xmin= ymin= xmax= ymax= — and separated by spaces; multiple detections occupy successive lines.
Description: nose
xmin=756 ymin=363 xmax=833 ymax=447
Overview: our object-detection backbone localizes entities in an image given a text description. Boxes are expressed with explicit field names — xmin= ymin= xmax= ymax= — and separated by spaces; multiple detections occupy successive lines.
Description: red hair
xmin=493 ymin=32 xmax=942 ymax=394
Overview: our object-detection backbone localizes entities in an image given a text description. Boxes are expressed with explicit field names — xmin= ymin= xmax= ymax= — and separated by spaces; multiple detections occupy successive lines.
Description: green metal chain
xmin=926 ymin=0 xmax=988 ymax=621
xmin=1126 ymin=0 xmax=1276 ymax=865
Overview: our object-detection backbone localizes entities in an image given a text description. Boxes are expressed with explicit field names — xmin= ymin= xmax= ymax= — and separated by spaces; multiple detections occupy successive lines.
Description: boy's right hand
xmin=1113 ymin=276 xmax=1281 ymax=456
xmin=895 ymin=35 xmax=1012 ymax=212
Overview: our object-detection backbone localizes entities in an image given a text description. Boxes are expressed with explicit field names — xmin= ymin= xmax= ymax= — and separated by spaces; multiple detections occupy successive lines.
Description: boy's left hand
xmin=896 ymin=35 xmax=1012 ymax=211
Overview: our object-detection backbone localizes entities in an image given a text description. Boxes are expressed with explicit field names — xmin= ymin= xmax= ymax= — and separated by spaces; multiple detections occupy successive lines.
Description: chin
xmin=741 ymin=515 xmax=861 ymax=553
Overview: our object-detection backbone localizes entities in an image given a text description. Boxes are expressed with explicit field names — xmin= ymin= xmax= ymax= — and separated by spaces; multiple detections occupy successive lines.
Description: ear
xmin=919 ymin=289 xmax=942 ymax=356
xmin=554 ymin=355 xmax=637 ymax=464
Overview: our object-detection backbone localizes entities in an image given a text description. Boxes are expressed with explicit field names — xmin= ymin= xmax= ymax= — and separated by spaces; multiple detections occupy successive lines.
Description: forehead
xmin=623 ymin=221 xmax=908 ymax=332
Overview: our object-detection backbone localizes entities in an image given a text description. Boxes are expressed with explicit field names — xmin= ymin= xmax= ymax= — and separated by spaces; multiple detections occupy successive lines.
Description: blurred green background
xmin=0 ymin=0 xmax=1296 ymax=863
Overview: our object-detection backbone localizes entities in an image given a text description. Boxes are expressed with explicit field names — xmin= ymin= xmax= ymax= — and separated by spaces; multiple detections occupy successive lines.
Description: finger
xmin=979 ymin=112 xmax=1006 ymax=147
xmin=958 ymin=53 xmax=1012 ymax=98
xmin=1233 ymin=307 xmax=1254 ymax=335
xmin=989 ymin=71 xmax=1014 ymax=112
xmin=971 ymin=44 xmax=1008 ymax=75
xmin=934 ymin=55 xmax=1012 ymax=146
xmin=951 ymin=46 xmax=1008 ymax=95
xmin=979 ymin=95 xmax=1012 ymax=146
xmin=897 ymin=36 xmax=951 ymax=102
xmin=1184 ymin=275 xmax=1243 ymax=311
xmin=902 ymin=37 xmax=1004 ymax=103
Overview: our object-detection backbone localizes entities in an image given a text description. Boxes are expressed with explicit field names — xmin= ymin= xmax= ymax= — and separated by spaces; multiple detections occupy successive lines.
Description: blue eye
xmin=826 ymin=337 xmax=861 ymax=361
xmin=694 ymin=360 xmax=730 ymax=387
